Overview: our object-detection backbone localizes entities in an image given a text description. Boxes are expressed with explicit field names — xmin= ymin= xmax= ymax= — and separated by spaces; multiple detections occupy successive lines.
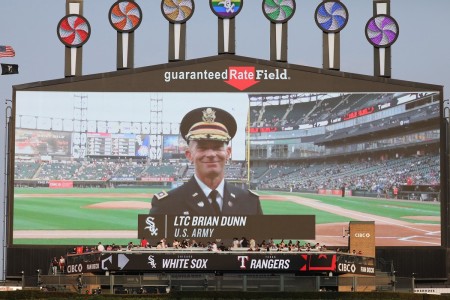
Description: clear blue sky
xmin=1 ymin=0 xmax=450 ymax=192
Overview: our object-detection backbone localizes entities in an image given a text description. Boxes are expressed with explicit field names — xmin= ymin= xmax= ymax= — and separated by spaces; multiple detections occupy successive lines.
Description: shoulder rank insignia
xmin=248 ymin=189 xmax=259 ymax=197
xmin=155 ymin=191 xmax=168 ymax=200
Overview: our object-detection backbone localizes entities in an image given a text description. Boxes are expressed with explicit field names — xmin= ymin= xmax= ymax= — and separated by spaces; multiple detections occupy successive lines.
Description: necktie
xmin=209 ymin=190 xmax=221 ymax=215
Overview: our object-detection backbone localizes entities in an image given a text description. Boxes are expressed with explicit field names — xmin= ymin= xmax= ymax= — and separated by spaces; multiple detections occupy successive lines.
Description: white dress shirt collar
xmin=194 ymin=174 xmax=225 ymax=210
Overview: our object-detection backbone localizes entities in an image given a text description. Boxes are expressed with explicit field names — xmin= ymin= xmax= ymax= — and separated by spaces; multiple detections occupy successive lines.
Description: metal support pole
xmin=36 ymin=269 xmax=41 ymax=288
xmin=2 ymin=99 xmax=11 ymax=283
xmin=168 ymin=274 xmax=172 ymax=293
xmin=110 ymin=274 xmax=114 ymax=294
xmin=216 ymin=274 xmax=221 ymax=291
xmin=203 ymin=275 xmax=208 ymax=291
xmin=21 ymin=271 xmax=24 ymax=289
xmin=390 ymin=261 xmax=396 ymax=292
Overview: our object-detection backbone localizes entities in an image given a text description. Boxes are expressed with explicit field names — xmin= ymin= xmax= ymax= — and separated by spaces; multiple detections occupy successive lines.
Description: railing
xmin=17 ymin=273 xmax=416 ymax=294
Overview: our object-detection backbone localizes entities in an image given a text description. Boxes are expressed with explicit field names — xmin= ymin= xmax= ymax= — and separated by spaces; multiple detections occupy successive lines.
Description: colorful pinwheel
xmin=365 ymin=14 xmax=399 ymax=47
xmin=315 ymin=1 xmax=348 ymax=33
xmin=57 ymin=14 xmax=91 ymax=47
xmin=109 ymin=0 xmax=142 ymax=32
xmin=161 ymin=0 xmax=195 ymax=23
xmin=262 ymin=0 xmax=296 ymax=23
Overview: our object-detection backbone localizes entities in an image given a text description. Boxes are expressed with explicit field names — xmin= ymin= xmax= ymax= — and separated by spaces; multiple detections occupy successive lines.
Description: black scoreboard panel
xmin=64 ymin=251 xmax=375 ymax=276
xmin=86 ymin=133 xmax=136 ymax=156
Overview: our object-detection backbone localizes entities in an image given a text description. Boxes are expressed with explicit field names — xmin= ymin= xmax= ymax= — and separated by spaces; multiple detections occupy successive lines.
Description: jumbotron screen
xmin=12 ymin=91 xmax=441 ymax=247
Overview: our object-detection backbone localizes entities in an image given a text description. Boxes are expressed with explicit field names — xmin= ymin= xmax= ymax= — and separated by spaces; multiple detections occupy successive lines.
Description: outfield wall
xmin=6 ymin=246 xmax=446 ymax=279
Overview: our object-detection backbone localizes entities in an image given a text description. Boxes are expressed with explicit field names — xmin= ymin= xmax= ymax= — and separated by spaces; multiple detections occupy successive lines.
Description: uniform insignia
xmin=197 ymin=201 xmax=205 ymax=207
xmin=228 ymin=201 xmax=233 ymax=207
xmin=248 ymin=189 xmax=259 ymax=196
xmin=230 ymin=193 xmax=236 ymax=198
xmin=202 ymin=108 xmax=216 ymax=123
xmin=155 ymin=191 xmax=168 ymax=200
xmin=192 ymin=192 xmax=198 ymax=197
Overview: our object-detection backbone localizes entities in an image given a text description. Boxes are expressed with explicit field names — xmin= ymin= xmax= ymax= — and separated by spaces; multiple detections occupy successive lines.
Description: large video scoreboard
xmin=10 ymin=55 xmax=446 ymax=279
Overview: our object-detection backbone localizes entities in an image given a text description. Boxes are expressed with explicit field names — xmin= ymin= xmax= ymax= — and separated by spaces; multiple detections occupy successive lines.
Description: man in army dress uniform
xmin=150 ymin=107 xmax=262 ymax=216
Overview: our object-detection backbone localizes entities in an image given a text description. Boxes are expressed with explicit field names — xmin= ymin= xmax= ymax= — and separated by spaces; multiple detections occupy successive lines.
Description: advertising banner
xmin=49 ymin=180 xmax=74 ymax=189
xmin=65 ymin=251 xmax=374 ymax=276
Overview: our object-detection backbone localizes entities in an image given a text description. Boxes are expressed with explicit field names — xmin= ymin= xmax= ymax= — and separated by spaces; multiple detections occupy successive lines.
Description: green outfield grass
xmin=12 ymin=188 xmax=440 ymax=245
xmin=14 ymin=188 xmax=152 ymax=230
xmin=260 ymin=200 xmax=353 ymax=224
xmin=258 ymin=191 xmax=440 ymax=224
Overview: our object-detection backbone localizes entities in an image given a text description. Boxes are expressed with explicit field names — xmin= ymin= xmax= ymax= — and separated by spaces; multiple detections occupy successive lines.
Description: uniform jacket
xmin=150 ymin=176 xmax=262 ymax=215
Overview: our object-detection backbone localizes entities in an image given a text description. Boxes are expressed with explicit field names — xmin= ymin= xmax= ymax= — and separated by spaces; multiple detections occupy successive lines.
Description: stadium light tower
xmin=73 ymin=94 xmax=88 ymax=159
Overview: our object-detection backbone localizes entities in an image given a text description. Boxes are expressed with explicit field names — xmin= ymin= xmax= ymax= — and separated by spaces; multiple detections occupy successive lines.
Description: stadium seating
xmin=35 ymin=161 xmax=81 ymax=180
xmin=14 ymin=161 xmax=40 ymax=179
xmin=254 ymin=154 xmax=440 ymax=192
xmin=72 ymin=161 xmax=117 ymax=181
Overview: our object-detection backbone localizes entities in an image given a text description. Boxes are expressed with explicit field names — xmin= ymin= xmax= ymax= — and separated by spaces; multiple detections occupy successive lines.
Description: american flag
xmin=0 ymin=45 xmax=15 ymax=58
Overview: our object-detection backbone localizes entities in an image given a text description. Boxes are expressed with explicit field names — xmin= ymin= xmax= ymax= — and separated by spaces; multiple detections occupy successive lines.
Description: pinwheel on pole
xmin=57 ymin=0 xmax=89 ymax=77
xmin=366 ymin=0 xmax=399 ymax=77
xmin=314 ymin=0 xmax=348 ymax=70
xmin=210 ymin=0 xmax=243 ymax=54
xmin=161 ymin=0 xmax=195 ymax=62
xmin=109 ymin=0 xmax=143 ymax=70
xmin=262 ymin=0 xmax=296 ymax=62
xmin=57 ymin=12 xmax=91 ymax=77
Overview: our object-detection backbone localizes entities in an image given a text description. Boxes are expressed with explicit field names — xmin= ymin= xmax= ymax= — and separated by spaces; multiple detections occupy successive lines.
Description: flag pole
xmin=2 ymin=99 xmax=12 ymax=282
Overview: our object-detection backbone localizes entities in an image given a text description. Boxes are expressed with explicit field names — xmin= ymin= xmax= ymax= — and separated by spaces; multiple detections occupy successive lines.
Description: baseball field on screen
xmin=13 ymin=188 xmax=440 ymax=246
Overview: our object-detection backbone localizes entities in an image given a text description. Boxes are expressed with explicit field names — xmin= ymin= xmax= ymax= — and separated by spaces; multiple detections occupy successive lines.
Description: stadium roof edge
xmin=12 ymin=54 xmax=443 ymax=94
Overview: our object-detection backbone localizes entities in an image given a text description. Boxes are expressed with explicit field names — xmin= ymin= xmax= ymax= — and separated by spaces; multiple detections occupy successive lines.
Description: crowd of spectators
xmin=250 ymin=93 xmax=397 ymax=128
xmin=14 ymin=161 xmax=41 ymax=179
xmin=255 ymin=154 xmax=440 ymax=193
xmin=15 ymin=153 xmax=439 ymax=197
xmin=67 ymin=238 xmax=339 ymax=255
xmin=14 ymin=159 xmax=243 ymax=182
xmin=37 ymin=161 xmax=81 ymax=180
xmin=14 ymin=159 xmax=184 ymax=181
xmin=182 ymin=161 xmax=245 ymax=181
xmin=72 ymin=160 xmax=117 ymax=180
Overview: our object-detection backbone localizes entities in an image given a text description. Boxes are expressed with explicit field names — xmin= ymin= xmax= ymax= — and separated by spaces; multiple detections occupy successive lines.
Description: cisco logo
xmin=354 ymin=233 xmax=371 ymax=238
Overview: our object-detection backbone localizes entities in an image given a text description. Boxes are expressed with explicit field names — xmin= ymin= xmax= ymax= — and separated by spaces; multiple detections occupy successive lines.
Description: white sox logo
xmin=145 ymin=217 xmax=158 ymax=236
xmin=148 ymin=255 xmax=157 ymax=269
